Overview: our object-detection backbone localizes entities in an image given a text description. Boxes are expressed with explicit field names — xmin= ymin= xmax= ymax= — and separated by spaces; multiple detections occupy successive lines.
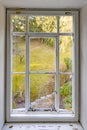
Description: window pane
xmin=12 ymin=74 xmax=26 ymax=109
xmin=12 ymin=36 xmax=26 ymax=72
xmin=59 ymin=74 xmax=72 ymax=111
xmin=59 ymin=36 xmax=73 ymax=72
xmin=30 ymin=74 xmax=55 ymax=110
xmin=59 ymin=16 xmax=73 ymax=33
xmin=30 ymin=38 xmax=55 ymax=72
xmin=11 ymin=15 xmax=26 ymax=32
xmin=29 ymin=16 xmax=57 ymax=32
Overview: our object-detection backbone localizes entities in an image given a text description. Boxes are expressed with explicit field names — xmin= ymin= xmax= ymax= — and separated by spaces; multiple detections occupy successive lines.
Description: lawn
xmin=12 ymin=37 xmax=72 ymax=110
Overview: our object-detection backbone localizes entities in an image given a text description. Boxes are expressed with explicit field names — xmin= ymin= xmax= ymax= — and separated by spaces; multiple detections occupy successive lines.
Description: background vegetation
xmin=11 ymin=15 xmax=73 ymax=110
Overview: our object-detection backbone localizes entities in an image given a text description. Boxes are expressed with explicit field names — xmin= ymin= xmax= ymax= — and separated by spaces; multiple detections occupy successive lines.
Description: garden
xmin=12 ymin=15 xmax=73 ymax=111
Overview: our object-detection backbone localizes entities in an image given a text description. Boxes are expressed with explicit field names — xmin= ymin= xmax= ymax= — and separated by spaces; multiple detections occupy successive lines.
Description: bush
xmin=60 ymin=82 xmax=72 ymax=97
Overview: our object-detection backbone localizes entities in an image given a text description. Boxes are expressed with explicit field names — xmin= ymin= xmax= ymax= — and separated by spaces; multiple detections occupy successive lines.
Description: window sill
xmin=7 ymin=113 xmax=78 ymax=122
xmin=2 ymin=123 xmax=83 ymax=130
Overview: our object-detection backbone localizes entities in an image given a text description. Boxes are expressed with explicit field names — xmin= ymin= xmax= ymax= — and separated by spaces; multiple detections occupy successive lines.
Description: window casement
xmin=6 ymin=10 xmax=79 ymax=122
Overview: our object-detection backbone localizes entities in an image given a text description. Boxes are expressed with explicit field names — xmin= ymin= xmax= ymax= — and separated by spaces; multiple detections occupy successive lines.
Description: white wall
xmin=0 ymin=1 xmax=87 ymax=130
xmin=80 ymin=3 xmax=87 ymax=130
xmin=0 ymin=2 xmax=5 ymax=130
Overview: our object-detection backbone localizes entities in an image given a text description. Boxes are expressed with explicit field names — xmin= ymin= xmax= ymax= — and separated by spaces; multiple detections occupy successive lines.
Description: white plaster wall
xmin=0 ymin=2 xmax=5 ymax=130
xmin=80 ymin=3 xmax=87 ymax=130
xmin=1 ymin=0 xmax=87 ymax=8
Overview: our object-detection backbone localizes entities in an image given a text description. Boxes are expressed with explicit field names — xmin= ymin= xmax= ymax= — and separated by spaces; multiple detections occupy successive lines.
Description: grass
xmin=12 ymin=38 xmax=72 ymax=110
xmin=30 ymin=39 xmax=55 ymax=72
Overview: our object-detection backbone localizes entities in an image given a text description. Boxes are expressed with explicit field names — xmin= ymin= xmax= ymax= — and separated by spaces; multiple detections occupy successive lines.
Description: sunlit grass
xmin=30 ymin=39 xmax=55 ymax=72
xmin=12 ymin=38 xmax=72 ymax=110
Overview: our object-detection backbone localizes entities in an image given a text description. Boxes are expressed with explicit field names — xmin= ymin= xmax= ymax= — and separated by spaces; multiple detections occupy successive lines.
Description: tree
xmin=12 ymin=16 xmax=26 ymax=32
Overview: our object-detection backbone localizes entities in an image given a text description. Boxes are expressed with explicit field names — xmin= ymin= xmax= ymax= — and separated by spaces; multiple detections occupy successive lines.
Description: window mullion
xmin=11 ymin=36 xmax=13 ymax=112
xmin=59 ymin=32 xmax=74 ymax=36
xmin=72 ymin=15 xmax=76 ymax=114
xmin=11 ymin=15 xmax=14 ymax=112
xmin=28 ymin=32 xmax=57 ymax=37
xmin=25 ymin=16 xmax=30 ymax=112
xmin=55 ymin=16 xmax=60 ymax=111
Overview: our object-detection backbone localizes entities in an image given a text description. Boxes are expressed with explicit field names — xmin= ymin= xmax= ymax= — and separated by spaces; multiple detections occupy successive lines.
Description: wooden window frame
xmin=6 ymin=9 xmax=79 ymax=122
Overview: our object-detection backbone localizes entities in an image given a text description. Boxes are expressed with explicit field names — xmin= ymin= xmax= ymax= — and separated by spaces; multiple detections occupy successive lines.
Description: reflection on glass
xmin=12 ymin=74 xmax=26 ymax=109
xmin=12 ymin=36 xmax=26 ymax=72
xmin=11 ymin=15 xmax=26 ymax=32
xmin=59 ymin=36 xmax=73 ymax=72
xmin=59 ymin=16 xmax=73 ymax=33
xmin=30 ymin=74 xmax=55 ymax=109
xmin=29 ymin=16 xmax=57 ymax=32
xmin=30 ymin=38 xmax=55 ymax=72
xmin=59 ymin=74 xmax=72 ymax=111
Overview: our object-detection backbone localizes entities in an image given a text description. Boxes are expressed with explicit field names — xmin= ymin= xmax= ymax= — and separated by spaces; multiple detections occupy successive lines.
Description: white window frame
xmin=6 ymin=9 xmax=79 ymax=122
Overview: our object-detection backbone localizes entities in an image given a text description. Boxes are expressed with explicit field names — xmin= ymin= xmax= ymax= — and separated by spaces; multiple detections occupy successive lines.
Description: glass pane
xmin=12 ymin=74 xmax=26 ymax=109
xmin=29 ymin=16 xmax=57 ymax=32
xmin=30 ymin=74 xmax=55 ymax=110
xmin=11 ymin=15 xmax=26 ymax=32
xmin=59 ymin=74 xmax=72 ymax=111
xmin=59 ymin=16 xmax=73 ymax=33
xmin=12 ymin=36 xmax=26 ymax=72
xmin=30 ymin=38 xmax=55 ymax=72
xmin=59 ymin=36 xmax=73 ymax=72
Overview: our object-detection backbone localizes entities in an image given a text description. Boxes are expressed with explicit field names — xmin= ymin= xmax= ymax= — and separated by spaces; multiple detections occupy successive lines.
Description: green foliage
xmin=12 ymin=16 xmax=56 ymax=46
xmin=60 ymin=82 xmax=72 ymax=97
xmin=12 ymin=75 xmax=25 ymax=94
xmin=12 ymin=16 xmax=26 ymax=32
xmin=12 ymin=15 xmax=73 ymax=110
xmin=44 ymin=38 xmax=54 ymax=46
xmin=12 ymin=101 xmax=16 ymax=109
xmin=64 ymin=96 xmax=72 ymax=104
xmin=64 ymin=96 xmax=72 ymax=109
xmin=60 ymin=82 xmax=72 ymax=110
xmin=29 ymin=16 xmax=43 ymax=32
xmin=64 ymin=57 xmax=72 ymax=70
xmin=13 ymin=36 xmax=26 ymax=72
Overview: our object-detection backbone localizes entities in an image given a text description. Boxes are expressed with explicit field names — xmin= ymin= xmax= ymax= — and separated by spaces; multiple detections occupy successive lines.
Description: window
xmin=6 ymin=10 xmax=79 ymax=122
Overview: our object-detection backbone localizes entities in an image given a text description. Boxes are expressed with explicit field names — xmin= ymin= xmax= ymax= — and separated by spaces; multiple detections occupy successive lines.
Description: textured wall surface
xmin=80 ymin=3 xmax=87 ymax=130
xmin=1 ymin=0 xmax=87 ymax=8
xmin=0 ymin=2 xmax=5 ymax=130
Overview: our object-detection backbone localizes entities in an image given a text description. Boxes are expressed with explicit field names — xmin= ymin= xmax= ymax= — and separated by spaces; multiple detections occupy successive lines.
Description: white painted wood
xmin=26 ymin=16 xmax=30 ymax=112
xmin=6 ymin=10 xmax=79 ymax=16
xmin=11 ymin=72 xmax=26 ymax=74
xmin=11 ymin=72 xmax=73 ymax=74
xmin=6 ymin=10 xmax=79 ymax=122
xmin=12 ymin=32 xmax=74 ymax=37
xmin=2 ymin=123 xmax=83 ymax=130
xmin=6 ymin=10 xmax=11 ymax=122
xmin=59 ymin=32 xmax=74 ymax=36
xmin=6 ymin=113 xmax=77 ymax=122
xmin=55 ymin=16 xmax=59 ymax=111
xmin=73 ymin=12 xmax=79 ymax=120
